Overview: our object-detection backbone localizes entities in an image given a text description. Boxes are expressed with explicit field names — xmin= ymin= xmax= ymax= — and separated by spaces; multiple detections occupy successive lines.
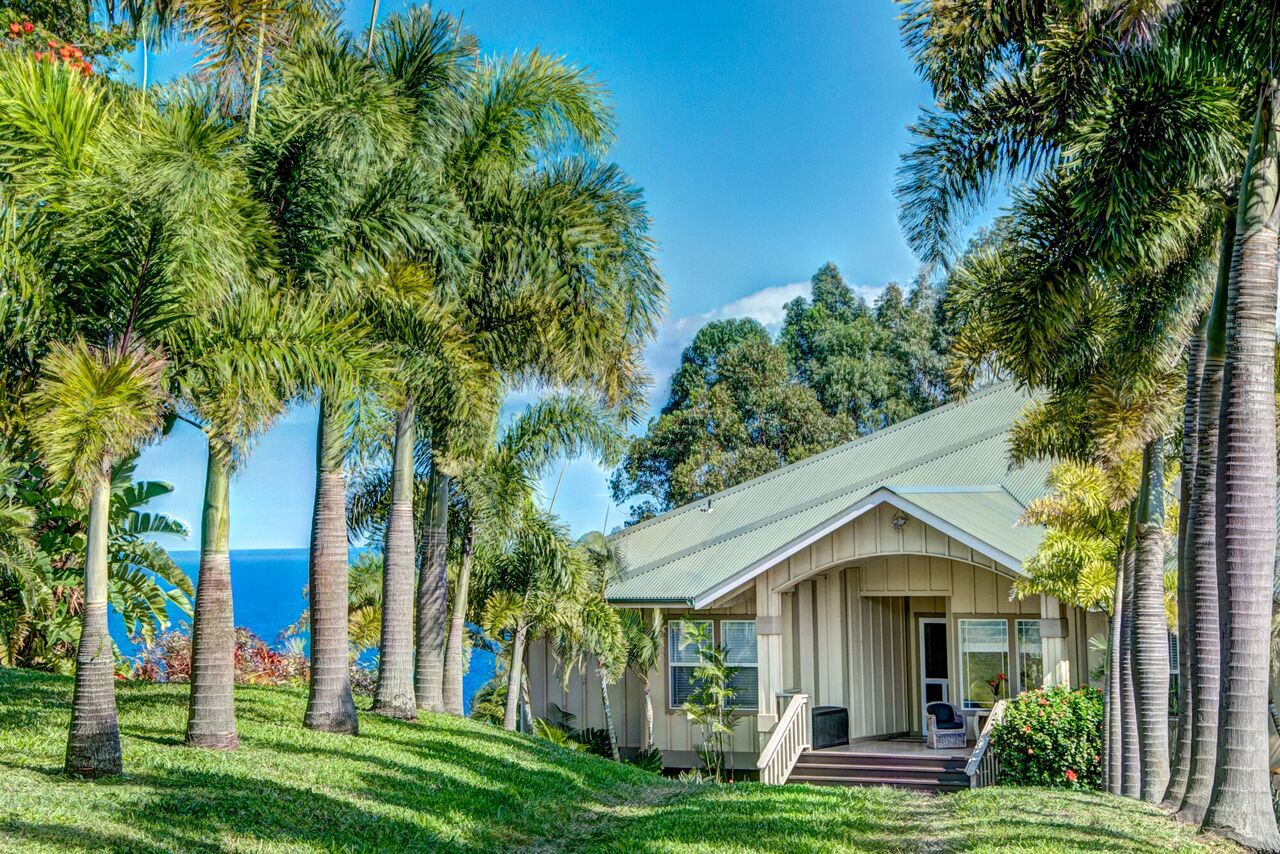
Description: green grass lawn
xmin=0 ymin=668 xmax=1238 ymax=853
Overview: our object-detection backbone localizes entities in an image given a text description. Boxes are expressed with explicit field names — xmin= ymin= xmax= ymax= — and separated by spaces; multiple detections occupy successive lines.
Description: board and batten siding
xmin=525 ymin=588 xmax=760 ymax=766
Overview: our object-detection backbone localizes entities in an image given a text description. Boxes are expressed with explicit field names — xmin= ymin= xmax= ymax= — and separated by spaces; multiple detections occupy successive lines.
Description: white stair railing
xmin=965 ymin=699 xmax=1007 ymax=788
xmin=757 ymin=693 xmax=810 ymax=785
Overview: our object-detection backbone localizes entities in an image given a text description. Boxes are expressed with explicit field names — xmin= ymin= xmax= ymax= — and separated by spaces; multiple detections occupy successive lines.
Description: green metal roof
xmin=606 ymin=382 xmax=1053 ymax=606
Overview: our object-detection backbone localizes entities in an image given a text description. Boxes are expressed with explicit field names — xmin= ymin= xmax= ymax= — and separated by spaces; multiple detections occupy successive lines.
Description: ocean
xmin=109 ymin=548 xmax=495 ymax=713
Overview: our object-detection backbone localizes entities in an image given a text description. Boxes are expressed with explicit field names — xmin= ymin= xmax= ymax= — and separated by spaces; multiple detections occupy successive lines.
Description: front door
xmin=918 ymin=618 xmax=949 ymax=735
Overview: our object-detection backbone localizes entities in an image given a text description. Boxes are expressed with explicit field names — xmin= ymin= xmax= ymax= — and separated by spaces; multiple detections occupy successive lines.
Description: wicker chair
xmin=926 ymin=701 xmax=967 ymax=749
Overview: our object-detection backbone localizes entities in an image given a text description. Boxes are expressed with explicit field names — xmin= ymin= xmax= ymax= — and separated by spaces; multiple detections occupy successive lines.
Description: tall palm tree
xmin=249 ymin=25 xmax=452 ymax=734
xmin=1203 ymin=80 xmax=1280 ymax=849
xmin=1176 ymin=215 xmax=1233 ymax=822
xmin=415 ymin=466 xmax=449 ymax=712
xmin=173 ymin=287 xmax=368 ymax=748
xmin=1133 ymin=439 xmax=1170 ymax=802
xmin=401 ymin=42 xmax=662 ymax=712
xmin=442 ymin=396 xmax=623 ymax=716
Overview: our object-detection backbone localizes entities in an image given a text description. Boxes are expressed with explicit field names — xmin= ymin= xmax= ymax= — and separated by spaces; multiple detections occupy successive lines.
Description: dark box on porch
xmin=811 ymin=705 xmax=849 ymax=749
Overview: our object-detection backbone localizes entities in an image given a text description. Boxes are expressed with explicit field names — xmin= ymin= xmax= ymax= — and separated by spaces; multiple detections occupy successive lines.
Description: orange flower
xmin=1023 ymin=725 xmax=1031 ymax=733
xmin=46 ymin=38 xmax=57 ymax=47
xmin=1065 ymin=769 xmax=1077 ymax=783
xmin=8 ymin=22 xmax=20 ymax=33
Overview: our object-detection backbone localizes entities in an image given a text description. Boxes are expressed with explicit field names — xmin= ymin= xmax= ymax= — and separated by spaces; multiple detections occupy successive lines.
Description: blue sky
xmin=135 ymin=0 xmax=938 ymax=548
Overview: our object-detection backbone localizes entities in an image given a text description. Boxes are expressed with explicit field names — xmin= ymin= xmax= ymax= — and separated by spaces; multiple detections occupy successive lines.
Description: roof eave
xmin=685 ymin=487 xmax=1029 ymax=609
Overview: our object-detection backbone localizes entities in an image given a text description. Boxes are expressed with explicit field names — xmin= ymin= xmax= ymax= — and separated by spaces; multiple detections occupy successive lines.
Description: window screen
xmin=668 ymin=619 xmax=711 ymax=707
xmin=722 ymin=620 xmax=758 ymax=711
xmin=1016 ymin=620 xmax=1043 ymax=692
xmin=959 ymin=619 xmax=1009 ymax=709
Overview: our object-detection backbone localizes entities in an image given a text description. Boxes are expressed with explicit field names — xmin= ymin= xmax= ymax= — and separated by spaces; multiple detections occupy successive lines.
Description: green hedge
xmin=990 ymin=685 xmax=1103 ymax=790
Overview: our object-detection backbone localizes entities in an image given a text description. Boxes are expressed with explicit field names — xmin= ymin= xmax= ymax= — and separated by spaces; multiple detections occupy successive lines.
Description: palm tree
xmin=471 ymin=506 xmax=577 ymax=731
xmin=1133 ymin=439 xmax=1170 ymax=802
xmin=1176 ymin=215 xmax=1233 ymax=822
xmin=620 ymin=608 xmax=662 ymax=754
xmin=28 ymin=341 xmax=168 ymax=775
xmin=415 ymin=466 xmax=449 ymax=712
xmin=442 ymin=396 xmax=623 ymax=716
xmin=398 ymin=41 xmax=662 ymax=712
xmin=249 ymin=24 xmax=453 ymax=734
xmin=575 ymin=531 xmax=630 ymax=761
xmin=1202 ymin=81 xmax=1280 ymax=848
xmin=173 ymin=287 xmax=367 ymax=748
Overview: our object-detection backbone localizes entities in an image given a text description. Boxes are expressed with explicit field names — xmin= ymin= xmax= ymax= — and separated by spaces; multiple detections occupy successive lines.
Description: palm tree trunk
xmin=246 ymin=5 xmax=267 ymax=136
xmin=1177 ymin=213 xmax=1232 ymax=823
xmin=1107 ymin=603 xmax=1123 ymax=794
xmin=597 ymin=666 xmax=620 ymax=761
xmin=642 ymin=677 xmax=654 ymax=753
xmin=1164 ymin=311 xmax=1206 ymax=809
xmin=441 ymin=527 xmax=473 ymax=715
xmin=304 ymin=397 xmax=358 ymax=734
xmin=365 ymin=0 xmax=381 ymax=56
xmin=520 ymin=668 xmax=533 ymax=733
xmin=65 ymin=462 xmax=121 ymax=776
xmin=373 ymin=401 xmax=417 ymax=719
xmin=503 ymin=622 xmax=528 ymax=731
xmin=414 ymin=468 xmax=449 ymax=712
xmin=1134 ymin=439 xmax=1170 ymax=803
xmin=1120 ymin=509 xmax=1141 ymax=798
xmin=1203 ymin=81 xmax=1280 ymax=852
xmin=185 ymin=448 xmax=238 ymax=748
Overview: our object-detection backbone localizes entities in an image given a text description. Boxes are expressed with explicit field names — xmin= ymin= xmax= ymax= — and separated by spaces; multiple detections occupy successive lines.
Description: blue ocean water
xmin=109 ymin=548 xmax=495 ymax=713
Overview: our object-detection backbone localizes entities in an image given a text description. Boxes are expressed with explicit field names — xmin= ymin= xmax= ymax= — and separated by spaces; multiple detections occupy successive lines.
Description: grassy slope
xmin=0 ymin=669 xmax=1237 ymax=853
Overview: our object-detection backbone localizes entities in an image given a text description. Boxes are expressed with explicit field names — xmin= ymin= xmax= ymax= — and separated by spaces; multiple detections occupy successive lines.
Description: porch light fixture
xmin=890 ymin=512 xmax=908 ymax=530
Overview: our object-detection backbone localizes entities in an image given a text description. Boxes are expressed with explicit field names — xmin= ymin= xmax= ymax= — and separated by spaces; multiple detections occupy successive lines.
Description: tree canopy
xmin=610 ymin=262 xmax=952 ymax=524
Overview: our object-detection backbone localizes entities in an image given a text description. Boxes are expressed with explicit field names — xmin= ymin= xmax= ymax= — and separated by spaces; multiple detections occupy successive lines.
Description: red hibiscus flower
xmin=22 ymin=21 xmax=33 ymax=32
xmin=1065 ymin=769 xmax=1077 ymax=783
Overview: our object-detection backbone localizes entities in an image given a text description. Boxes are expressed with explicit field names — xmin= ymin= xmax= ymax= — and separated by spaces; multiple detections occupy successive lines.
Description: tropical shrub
xmin=134 ymin=628 xmax=307 ymax=686
xmin=990 ymin=686 xmax=1104 ymax=790
xmin=679 ymin=622 xmax=740 ymax=782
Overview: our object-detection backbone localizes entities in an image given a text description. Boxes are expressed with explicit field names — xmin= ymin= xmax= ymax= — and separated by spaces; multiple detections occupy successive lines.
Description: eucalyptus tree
xmin=172 ymin=286 xmax=369 ymax=748
xmin=441 ymin=395 xmax=624 ymax=717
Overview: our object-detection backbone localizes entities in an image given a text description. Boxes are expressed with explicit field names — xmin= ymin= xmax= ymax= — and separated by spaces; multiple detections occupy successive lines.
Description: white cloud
xmin=643 ymin=279 xmax=885 ymax=409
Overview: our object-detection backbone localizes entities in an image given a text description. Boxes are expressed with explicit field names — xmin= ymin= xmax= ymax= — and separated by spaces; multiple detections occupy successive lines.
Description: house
xmin=526 ymin=382 xmax=1108 ymax=785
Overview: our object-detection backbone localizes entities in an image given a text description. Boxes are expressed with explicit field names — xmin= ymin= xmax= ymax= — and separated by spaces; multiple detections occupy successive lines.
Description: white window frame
xmin=958 ymin=618 xmax=1010 ymax=710
xmin=668 ymin=619 xmax=712 ymax=711
xmin=666 ymin=618 xmax=759 ymax=712
xmin=1014 ymin=618 xmax=1044 ymax=693
xmin=721 ymin=619 xmax=759 ymax=712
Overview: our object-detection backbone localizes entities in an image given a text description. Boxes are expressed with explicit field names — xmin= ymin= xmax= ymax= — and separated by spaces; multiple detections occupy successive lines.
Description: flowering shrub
xmin=990 ymin=685 xmax=1103 ymax=790
xmin=3 ymin=14 xmax=92 ymax=75
xmin=133 ymin=627 xmax=308 ymax=686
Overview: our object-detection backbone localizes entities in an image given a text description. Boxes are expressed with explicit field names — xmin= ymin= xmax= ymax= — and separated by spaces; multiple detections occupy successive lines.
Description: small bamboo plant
xmin=679 ymin=622 xmax=741 ymax=782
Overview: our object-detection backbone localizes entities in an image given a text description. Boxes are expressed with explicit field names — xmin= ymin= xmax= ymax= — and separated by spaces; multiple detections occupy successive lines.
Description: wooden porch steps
xmin=788 ymin=750 xmax=970 ymax=793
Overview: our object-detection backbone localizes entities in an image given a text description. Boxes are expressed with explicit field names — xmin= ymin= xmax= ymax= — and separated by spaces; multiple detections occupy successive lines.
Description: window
xmin=1016 ymin=620 xmax=1044 ymax=692
xmin=959 ymin=619 xmax=1009 ymax=709
xmin=722 ymin=620 xmax=759 ymax=711
xmin=667 ymin=618 xmax=759 ymax=712
xmin=668 ymin=619 xmax=711 ymax=707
